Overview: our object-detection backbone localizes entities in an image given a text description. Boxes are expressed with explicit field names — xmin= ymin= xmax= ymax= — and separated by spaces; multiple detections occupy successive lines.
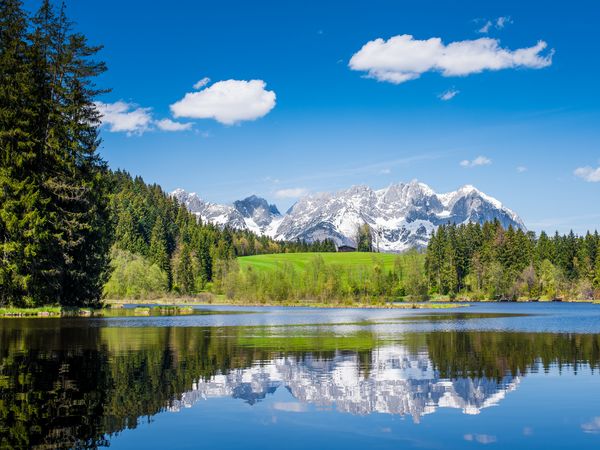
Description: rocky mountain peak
xmin=172 ymin=181 xmax=524 ymax=252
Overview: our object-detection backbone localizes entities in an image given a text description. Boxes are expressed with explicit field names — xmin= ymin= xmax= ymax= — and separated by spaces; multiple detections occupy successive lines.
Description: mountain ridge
xmin=171 ymin=181 xmax=525 ymax=252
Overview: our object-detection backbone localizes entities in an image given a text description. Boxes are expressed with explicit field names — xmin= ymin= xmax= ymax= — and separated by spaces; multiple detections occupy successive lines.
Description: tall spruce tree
xmin=0 ymin=1 xmax=110 ymax=306
xmin=0 ymin=0 xmax=38 ymax=305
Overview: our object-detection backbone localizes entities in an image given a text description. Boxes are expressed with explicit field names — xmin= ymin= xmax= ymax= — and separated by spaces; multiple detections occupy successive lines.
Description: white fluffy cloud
xmin=574 ymin=166 xmax=600 ymax=182
xmin=170 ymin=79 xmax=276 ymax=125
xmin=155 ymin=118 xmax=193 ymax=132
xmin=460 ymin=156 xmax=492 ymax=168
xmin=516 ymin=166 xmax=528 ymax=173
xmin=95 ymin=101 xmax=153 ymax=135
xmin=95 ymin=101 xmax=195 ymax=135
xmin=349 ymin=34 xmax=553 ymax=84
xmin=439 ymin=89 xmax=459 ymax=101
xmin=275 ymin=188 xmax=308 ymax=199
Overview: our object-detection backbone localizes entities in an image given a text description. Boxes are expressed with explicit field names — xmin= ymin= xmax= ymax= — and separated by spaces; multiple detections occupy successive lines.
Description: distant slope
xmin=238 ymin=252 xmax=402 ymax=273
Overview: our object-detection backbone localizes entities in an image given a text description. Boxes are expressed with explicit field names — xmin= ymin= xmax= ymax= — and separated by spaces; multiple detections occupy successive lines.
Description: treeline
xmin=217 ymin=252 xmax=427 ymax=304
xmin=425 ymin=221 xmax=600 ymax=300
xmin=104 ymin=170 xmax=335 ymax=299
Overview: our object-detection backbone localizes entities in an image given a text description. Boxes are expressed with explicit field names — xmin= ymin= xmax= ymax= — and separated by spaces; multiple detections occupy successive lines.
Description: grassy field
xmin=238 ymin=252 xmax=404 ymax=273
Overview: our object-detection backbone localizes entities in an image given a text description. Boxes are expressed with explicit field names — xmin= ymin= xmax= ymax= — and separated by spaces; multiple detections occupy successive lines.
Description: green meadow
xmin=237 ymin=252 xmax=402 ymax=273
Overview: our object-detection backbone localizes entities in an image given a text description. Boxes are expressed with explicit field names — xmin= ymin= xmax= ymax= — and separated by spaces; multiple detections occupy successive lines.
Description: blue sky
xmin=34 ymin=0 xmax=600 ymax=233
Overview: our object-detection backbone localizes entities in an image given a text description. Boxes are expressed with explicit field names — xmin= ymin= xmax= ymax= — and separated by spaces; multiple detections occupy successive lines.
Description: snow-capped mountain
xmin=171 ymin=189 xmax=282 ymax=234
xmin=171 ymin=180 xmax=524 ymax=252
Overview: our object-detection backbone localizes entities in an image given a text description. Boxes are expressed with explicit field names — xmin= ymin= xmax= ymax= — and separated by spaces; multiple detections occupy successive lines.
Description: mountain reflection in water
xmin=0 ymin=319 xmax=599 ymax=449
xmin=171 ymin=347 xmax=519 ymax=421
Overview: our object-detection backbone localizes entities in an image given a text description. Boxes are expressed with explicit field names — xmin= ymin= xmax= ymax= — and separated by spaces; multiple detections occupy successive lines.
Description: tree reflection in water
xmin=1 ymin=320 xmax=599 ymax=448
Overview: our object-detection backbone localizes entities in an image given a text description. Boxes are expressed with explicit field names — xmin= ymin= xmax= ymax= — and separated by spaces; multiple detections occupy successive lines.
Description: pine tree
xmin=0 ymin=0 xmax=38 ymax=305
xmin=173 ymin=243 xmax=195 ymax=295
xmin=1 ymin=1 xmax=110 ymax=306
xmin=149 ymin=215 xmax=170 ymax=284
xmin=440 ymin=241 xmax=457 ymax=295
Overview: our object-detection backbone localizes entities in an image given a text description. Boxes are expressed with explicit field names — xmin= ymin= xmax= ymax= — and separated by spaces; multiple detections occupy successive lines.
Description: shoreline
xmin=2 ymin=298 xmax=598 ymax=318
xmin=106 ymin=299 xmax=470 ymax=310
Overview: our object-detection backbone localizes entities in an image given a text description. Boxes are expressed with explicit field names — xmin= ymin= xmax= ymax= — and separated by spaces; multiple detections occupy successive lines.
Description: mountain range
xmin=171 ymin=180 xmax=524 ymax=252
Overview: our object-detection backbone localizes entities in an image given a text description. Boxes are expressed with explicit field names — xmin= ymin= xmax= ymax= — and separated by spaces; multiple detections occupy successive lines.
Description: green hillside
xmin=238 ymin=252 xmax=403 ymax=273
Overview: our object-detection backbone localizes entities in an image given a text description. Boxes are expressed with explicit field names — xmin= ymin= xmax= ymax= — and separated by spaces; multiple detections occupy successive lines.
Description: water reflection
xmin=172 ymin=347 xmax=520 ymax=421
xmin=0 ymin=320 xmax=599 ymax=448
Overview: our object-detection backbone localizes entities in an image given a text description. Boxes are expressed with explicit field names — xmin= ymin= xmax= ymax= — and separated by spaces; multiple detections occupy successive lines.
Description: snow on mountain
xmin=171 ymin=189 xmax=282 ymax=235
xmin=233 ymin=195 xmax=282 ymax=236
xmin=171 ymin=180 xmax=524 ymax=252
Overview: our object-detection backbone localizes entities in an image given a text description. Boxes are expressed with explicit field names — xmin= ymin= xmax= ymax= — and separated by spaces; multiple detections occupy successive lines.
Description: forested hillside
xmin=104 ymin=171 xmax=335 ymax=299
xmin=425 ymin=221 xmax=600 ymax=300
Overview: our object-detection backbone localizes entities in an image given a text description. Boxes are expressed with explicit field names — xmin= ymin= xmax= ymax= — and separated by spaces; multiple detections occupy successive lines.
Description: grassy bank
xmin=105 ymin=295 xmax=467 ymax=309
xmin=0 ymin=306 xmax=100 ymax=318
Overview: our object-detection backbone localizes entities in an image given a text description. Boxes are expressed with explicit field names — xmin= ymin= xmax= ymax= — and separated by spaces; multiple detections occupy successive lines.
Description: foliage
xmin=103 ymin=247 xmax=168 ymax=299
xmin=221 ymin=252 xmax=426 ymax=303
xmin=425 ymin=221 xmax=600 ymax=300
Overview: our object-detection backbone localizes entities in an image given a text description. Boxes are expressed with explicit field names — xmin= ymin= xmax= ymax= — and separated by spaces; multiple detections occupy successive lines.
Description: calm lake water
xmin=1 ymin=303 xmax=600 ymax=449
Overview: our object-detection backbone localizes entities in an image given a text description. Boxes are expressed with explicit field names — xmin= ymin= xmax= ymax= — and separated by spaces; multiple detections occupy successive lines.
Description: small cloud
xmin=478 ymin=20 xmax=493 ymax=33
xmin=496 ymin=16 xmax=512 ymax=29
xmin=478 ymin=16 xmax=512 ymax=33
xmin=516 ymin=166 xmax=528 ymax=173
xmin=574 ymin=166 xmax=600 ymax=182
xmin=171 ymin=79 xmax=276 ymax=125
xmin=95 ymin=101 xmax=152 ymax=135
xmin=193 ymin=77 xmax=211 ymax=89
xmin=439 ymin=89 xmax=460 ymax=101
xmin=522 ymin=427 xmax=533 ymax=436
xmin=380 ymin=168 xmax=391 ymax=174
xmin=275 ymin=188 xmax=308 ymax=199
xmin=464 ymin=434 xmax=497 ymax=444
xmin=582 ymin=417 xmax=600 ymax=434
xmin=460 ymin=156 xmax=492 ymax=168
xmin=155 ymin=118 xmax=193 ymax=132
xmin=349 ymin=34 xmax=552 ymax=84
xmin=272 ymin=402 xmax=307 ymax=413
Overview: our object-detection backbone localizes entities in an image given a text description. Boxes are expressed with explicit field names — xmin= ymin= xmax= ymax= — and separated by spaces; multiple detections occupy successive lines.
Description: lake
xmin=1 ymin=303 xmax=600 ymax=449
